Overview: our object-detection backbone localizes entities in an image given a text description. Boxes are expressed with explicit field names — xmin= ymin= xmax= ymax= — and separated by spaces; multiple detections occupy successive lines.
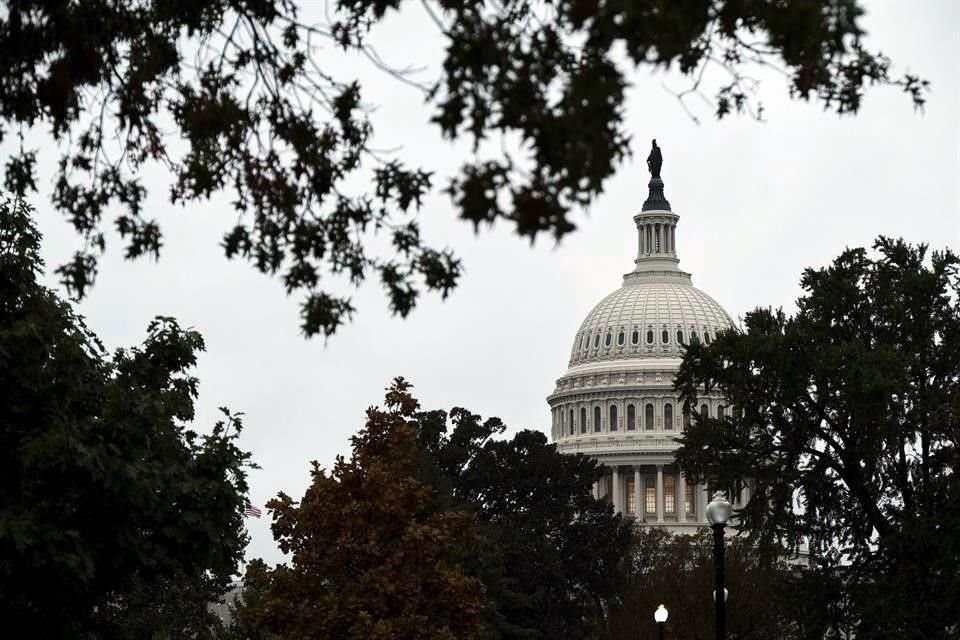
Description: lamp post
xmin=706 ymin=491 xmax=732 ymax=640
xmin=654 ymin=604 xmax=668 ymax=640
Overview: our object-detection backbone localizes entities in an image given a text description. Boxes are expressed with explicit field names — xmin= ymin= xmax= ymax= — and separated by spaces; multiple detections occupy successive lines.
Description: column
xmin=638 ymin=469 xmax=646 ymax=522
xmin=678 ymin=472 xmax=687 ymax=521
xmin=670 ymin=225 xmax=676 ymax=254
xmin=656 ymin=465 xmax=664 ymax=523
xmin=634 ymin=466 xmax=642 ymax=516
xmin=612 ymin=466 xmax=621 ymax=515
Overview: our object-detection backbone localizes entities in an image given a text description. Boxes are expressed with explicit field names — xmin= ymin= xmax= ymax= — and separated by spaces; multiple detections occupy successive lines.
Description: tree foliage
xmin=0 ymin=197 xmax=254 ymax=637
xmin=605 ymin=528 xmax=798 ymax=640
xmin=234 ymin=378 xmax=487 ymax=640
xmin=414 ymin=406 xmax=632 ymax=638
xmin=675 ymin=238 xmax=960 ymax=638
xmin=232 ymin=379 xmax=632 ymax=639
xmin=0 ymin=0 xmax=927 ymax=337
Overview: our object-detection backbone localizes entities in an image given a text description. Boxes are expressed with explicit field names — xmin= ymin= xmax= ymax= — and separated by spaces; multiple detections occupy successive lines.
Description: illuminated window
xmin=664 ymin=403 xmax=673 ymax=430
xmin=625 ymin=478 xmax=636 ymax=515
xmin=580 ymin=407 xmax=587 ymax=434
xmin=645 ymin=482 xmax=656 ymax=513
xmin=609 ymin=405 xmax=618 ymax=431
xmin=627 ymin=404 xmax=636 ymax=430
xmin=685 ymin=482 xmax=694 ymax=515
xmin=645 ymin=403 xmax=654 ymax=430
xmin=594 ymin=406 xmax=602 ymax=432
xmin=665 ymin=475 xmax=676 ymax=514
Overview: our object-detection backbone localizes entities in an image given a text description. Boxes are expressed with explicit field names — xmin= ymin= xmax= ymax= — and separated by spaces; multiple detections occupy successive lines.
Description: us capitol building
xmin=547 ymin=141 xmax=745 ymax=531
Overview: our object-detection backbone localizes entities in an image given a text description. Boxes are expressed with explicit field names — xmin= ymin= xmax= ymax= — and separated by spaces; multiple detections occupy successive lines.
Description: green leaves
xmin=675 ymin=237 xmax=960 ymax=635
xmin=412 ymin=406 xmax=632 ymax=638
xmin=0 ymin=199 xmax=253 ymax=637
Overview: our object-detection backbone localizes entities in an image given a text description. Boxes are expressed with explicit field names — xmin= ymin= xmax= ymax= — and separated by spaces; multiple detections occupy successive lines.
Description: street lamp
xmin=654 ymin=604 xmax=669 ymax=640
xmin=706 ymin=491 xmax=732 ymax=640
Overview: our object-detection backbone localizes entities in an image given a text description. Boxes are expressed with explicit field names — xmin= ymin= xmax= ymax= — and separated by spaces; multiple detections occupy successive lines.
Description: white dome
xmin=568 ymin=281 xmax=734 ymax=365
xmin=546 ymin=148 xmax=740 ymax=533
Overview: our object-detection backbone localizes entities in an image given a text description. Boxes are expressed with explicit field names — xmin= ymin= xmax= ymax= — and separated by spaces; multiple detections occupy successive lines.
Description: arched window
xmin=617 ymin=331 xmax=625 ymax=346
xmin=609 ymin=405 xmax=618 ymax=431
xmin=703 ymin=331 xmax=711 ymax=344
xmin=664 ymin=403 xmax=673 ymax=430
xmin=594 ymin=406 xmax=602 ymax=432
xmin=677 ymin=330 xmax=684 ymax=344
xmin=683 ymin=406 xmax=691 ymax=429
xmin=569 ymin=409 xmax=575 ymax=435
xmin=661 ymin=329 xmax=669 ymax=343
xmin=605 ymin=332 xmax=612 ymax=346
xmin=691 ymin=330 xmax=699 ymax=342
xmin=580 ymin=407 xmax=587 ymax=434
xmin=632 ymin=330 xmax=639 ymax=345
xmin=645 ymin=403 xmax=654 ymax=430
xmin=700 ymin=403 xmax=709 ymax=419
xmin=593 ymin=333 xmax=600 ymax=348
xmin=627 ymin=404 xmax=636 ymax=430
xmin=646 ymin=330 xmax=654 ymax=344
xmin=718 ymin=405 xmax=726 ymax=419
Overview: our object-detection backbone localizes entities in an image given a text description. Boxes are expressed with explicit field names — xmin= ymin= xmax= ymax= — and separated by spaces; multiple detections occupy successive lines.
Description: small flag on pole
xmin=243 ymin=504 xmax=262 ymax=519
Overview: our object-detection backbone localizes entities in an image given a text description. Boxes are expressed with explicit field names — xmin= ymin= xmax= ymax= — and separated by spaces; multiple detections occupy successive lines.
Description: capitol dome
xmin=547 ymin=140 xmax=743 ymax=531
xmin=568 ymin=281 xmax=734 ymax=366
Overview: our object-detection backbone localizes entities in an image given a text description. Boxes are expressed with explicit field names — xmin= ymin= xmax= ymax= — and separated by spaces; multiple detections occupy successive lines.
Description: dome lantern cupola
xmin=626 ymin=140 xmax=690 ymax=285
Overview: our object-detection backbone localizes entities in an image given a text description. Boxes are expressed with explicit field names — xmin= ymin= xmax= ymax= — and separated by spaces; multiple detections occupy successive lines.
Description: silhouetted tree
xmin=605 ymin=528 xmax=798 ymax=640
xmin=675 ymin=238 xmax=960 ymax=639
xmin=0 ymin=0 xmax=927 ymax=337
xmin=231 ymin=380 xmax=632 ymax=638
xmin=415 ymin=407 xmax=633 ymax=638
xmin=0 ymin=197 xmax=254 ymax=637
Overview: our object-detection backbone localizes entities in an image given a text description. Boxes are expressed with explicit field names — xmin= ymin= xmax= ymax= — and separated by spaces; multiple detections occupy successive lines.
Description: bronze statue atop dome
xmin=641 ymin=138 xmax=670 ymax=211
xmin=646 ymin=139 xmax=662 ymax=178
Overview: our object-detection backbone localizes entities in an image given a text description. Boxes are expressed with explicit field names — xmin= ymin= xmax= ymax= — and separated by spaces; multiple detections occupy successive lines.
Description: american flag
xmin=243 ymin=504 xmax=262 ymax=519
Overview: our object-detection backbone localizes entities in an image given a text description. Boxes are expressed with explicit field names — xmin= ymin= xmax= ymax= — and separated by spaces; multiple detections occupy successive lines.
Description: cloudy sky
xmin=18 ymin=1 xmax=960 ymax=565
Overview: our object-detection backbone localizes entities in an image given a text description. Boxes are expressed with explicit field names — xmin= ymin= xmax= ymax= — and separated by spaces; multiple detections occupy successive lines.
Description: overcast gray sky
xmin=18 ymin=0 xmax=960 ymax=565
